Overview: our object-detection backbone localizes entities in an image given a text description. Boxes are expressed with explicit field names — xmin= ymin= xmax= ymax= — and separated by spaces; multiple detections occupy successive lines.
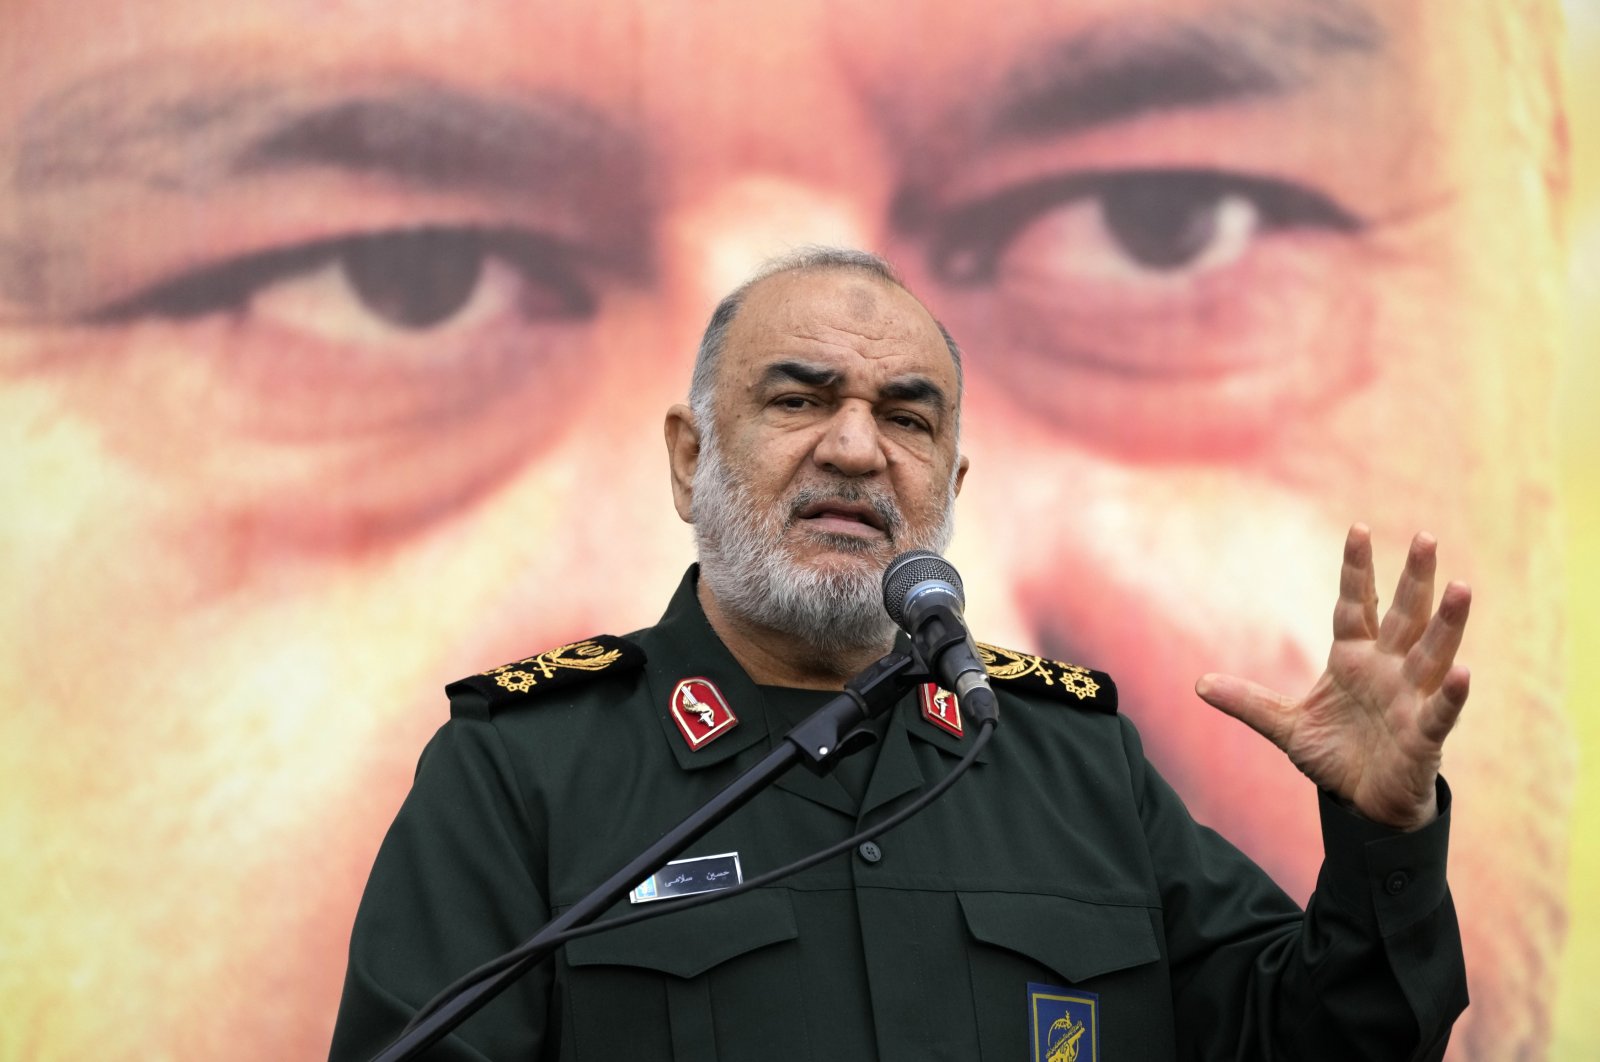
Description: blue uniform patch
xmin=1028 ymin=982 xmax=1099 ymax=1062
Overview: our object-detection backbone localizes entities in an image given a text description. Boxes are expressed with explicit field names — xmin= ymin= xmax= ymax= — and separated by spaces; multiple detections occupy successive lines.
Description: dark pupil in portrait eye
xmin=343 ymin=230 xmax=486 ymax=330
xmin=1101 ymin=179 xmax=1229 ymax=271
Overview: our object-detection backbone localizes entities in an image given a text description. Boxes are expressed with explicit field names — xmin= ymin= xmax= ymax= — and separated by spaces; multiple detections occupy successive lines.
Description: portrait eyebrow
xmin=0 ymin=64 xmax=656 ymax=315
xmin=10 ymin=69 xmax=643 ymax=200
xmin=983 ymin=0 xmax=1385 ymax=142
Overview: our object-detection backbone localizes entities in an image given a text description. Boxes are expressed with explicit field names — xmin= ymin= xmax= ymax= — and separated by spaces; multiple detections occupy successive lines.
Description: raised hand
xmin=1194 ymin=524 xmax=1472 ymax=830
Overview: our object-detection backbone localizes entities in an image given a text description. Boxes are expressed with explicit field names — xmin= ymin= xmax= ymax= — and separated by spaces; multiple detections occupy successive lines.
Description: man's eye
xmin=886 ymin=412 xmax=928 ymax=432
xmin=92 ymin=227 xmax=596 ymax=334
xmin=927 ymin=169 xmax=1359 ymax=286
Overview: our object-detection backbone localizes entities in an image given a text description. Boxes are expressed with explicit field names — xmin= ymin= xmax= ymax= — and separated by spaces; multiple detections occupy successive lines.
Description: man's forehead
xmin=750 ymin=266 xmax=926 ymax=323
xmin=730 ymin=270 xmax=950 ymax=372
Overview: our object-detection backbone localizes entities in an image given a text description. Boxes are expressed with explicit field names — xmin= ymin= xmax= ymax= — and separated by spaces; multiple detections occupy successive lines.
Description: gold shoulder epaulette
xmin=446 ymin=635 xmax=645 ymax=714
xmin=976 ymin=642 xmax=1118 ymax=714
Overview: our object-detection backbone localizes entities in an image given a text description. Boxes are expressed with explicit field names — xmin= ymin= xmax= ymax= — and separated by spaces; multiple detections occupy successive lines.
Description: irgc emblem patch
xmin=668 ymin=677 xmax=738 ymax=750
xmin=919 ymin=683 xmax=963 ymax=738
xmin=1029 ymin=982 xmax=1099 ymax=1062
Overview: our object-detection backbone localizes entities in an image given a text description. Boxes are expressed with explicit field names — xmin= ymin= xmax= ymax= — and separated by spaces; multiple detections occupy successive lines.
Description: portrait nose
xmin=665 ymin=176 xmax=880 ymax=312
xmin=813 ymin=401 xmax=887 ymax=477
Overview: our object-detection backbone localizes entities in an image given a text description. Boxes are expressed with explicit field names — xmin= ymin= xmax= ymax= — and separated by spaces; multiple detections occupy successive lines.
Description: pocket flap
xmin=958 ymin=891 xmax=1159 ymax=983
xmin=564 ymin=888 xmax=797 ymax=979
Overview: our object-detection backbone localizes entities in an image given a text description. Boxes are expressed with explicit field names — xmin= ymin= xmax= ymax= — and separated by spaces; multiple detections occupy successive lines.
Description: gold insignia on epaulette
xmin=977 ymin=642 xmax=1100 ymax=700
xmin=485 ymin=639 xmax=624 ymax=691
xmin=1060 ymin=671 xmax=1100 ymax=700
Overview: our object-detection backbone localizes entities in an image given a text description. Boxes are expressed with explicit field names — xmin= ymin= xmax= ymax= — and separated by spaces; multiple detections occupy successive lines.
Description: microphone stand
xmin=371 ymin=649 xmax=927 ymax=1061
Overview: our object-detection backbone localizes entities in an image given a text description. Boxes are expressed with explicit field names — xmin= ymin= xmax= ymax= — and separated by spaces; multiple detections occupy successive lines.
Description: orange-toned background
xmin=0 ymin=1 xmax=1594 ymax=1058
xmin=1552 ymin=2 xmax=1600 ymax=1056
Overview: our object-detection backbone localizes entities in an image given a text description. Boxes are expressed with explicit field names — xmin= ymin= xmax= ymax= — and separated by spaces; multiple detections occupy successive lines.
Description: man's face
xmin=0 ymin=0 xmax=1569 ymax=1057
xmin=674 ymin=268 xmax=966 ymax=653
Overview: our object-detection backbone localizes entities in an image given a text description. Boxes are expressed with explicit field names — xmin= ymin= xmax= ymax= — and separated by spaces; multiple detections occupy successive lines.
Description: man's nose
xmin=812 ymin=401 xmax=887 ymax=477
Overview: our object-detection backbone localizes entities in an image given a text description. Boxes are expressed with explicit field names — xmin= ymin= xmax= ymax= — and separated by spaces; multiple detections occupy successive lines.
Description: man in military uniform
xmin=330 ymin=249 xmax=1470 ymax=1059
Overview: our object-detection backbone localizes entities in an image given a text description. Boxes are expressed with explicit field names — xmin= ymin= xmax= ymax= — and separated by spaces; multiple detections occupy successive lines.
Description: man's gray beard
xmin=691 ymin=434 xmax=957 ymax=660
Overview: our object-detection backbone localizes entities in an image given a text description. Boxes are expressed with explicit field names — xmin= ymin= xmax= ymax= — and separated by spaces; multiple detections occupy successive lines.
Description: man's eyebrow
xmin=760 ymin=361 xmax=949 ymax=411
xmin=880 ymin=375 xmax=948 ymax=410
xmin=983 ymin=1 xmax=1384 ymax=142
xmin=761 ymin=360 xmax=842 ymax=390
xmin=11 ymin=69 xmax=643 ymax=201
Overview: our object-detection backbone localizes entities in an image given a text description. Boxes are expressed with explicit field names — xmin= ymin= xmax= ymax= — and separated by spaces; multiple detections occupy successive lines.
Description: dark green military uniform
xmin=331 ymin=569 xmax=1466 ymax=1060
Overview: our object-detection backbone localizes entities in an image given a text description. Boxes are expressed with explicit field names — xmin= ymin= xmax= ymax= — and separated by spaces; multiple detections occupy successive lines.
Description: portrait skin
xmin=0 ymin=0 xmax=1578 ymax=1058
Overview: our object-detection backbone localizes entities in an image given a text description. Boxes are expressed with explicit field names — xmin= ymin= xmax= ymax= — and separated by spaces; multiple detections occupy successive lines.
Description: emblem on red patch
xmin=919 ymin=683 xmax=964 ymax=738
xmin=669 ymin=677 xmax=738 ymax=750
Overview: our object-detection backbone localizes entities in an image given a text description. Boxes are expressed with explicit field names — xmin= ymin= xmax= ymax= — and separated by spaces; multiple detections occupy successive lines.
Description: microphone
xmin=881 ymin=550 xmax=999 ymax=726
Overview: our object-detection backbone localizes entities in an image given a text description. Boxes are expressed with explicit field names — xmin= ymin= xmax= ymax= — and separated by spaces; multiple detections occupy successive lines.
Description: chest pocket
xmin=958 ymin=891 xmax=1170 ymax=1061
xmin=562 ymin=888 xmax=806 ymax=1062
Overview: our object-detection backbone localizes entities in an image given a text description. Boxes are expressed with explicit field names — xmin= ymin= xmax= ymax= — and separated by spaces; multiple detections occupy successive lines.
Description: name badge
xmin=628 ymin=851 xmax=744 ymax=904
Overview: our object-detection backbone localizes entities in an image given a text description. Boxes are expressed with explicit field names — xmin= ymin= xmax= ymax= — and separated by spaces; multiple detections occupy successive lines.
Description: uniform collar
xmin=904 ymin=689 xmax=983 ymax=759
xmin=637 ymin=567 xmax=773 ymax=771
xmin=637 ymin=567 xmax=992 ymax=781
xmin=857 ymin=687 xmax=992 ymax=813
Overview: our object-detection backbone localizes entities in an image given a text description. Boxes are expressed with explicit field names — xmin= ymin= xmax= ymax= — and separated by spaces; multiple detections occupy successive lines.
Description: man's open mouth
xmin=795 ymin=499 xmax=889 ymax=535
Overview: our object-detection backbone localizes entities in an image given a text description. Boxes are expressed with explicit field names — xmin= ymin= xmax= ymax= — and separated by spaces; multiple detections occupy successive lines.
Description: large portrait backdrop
xmin=2 ymin=1 xmax=1595 ymax=1058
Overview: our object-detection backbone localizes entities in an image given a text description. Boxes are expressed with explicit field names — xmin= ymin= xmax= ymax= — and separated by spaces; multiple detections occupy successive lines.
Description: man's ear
xmin=954 ymin=453 xmax=970 ymax=498
xmin=665 ymin=403 xmax=701 ymax=523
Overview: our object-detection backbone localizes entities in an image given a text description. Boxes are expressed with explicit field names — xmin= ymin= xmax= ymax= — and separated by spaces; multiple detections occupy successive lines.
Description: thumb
xmin=1195 ymin=672 xmax=1296 ymax=750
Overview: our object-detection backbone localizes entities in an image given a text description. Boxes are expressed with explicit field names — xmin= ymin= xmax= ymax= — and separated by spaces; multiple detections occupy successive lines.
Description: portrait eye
xmin=926 ymin=169 xmax=1359 ymax=286
xmin=911 ymin=168 xmax=1371 ymax=456
xmin=47 ymin=222 xmax=620 ymax=542
xmin=91 ymin=226 xmax=596 ymax=334
xmin=342 ymin=230 xmax=492 ymax=329
xmin=1099 ymin=176 xmax=1254 ymax=271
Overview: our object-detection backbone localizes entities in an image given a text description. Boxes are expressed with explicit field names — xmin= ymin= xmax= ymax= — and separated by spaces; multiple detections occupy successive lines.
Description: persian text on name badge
xmin=628 ymin=851 xmax=744 ymax=904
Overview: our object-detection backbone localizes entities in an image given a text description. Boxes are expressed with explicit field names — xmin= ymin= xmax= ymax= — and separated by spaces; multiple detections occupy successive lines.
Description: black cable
xmin=399 ymin=718 xmax=995 ymax=1035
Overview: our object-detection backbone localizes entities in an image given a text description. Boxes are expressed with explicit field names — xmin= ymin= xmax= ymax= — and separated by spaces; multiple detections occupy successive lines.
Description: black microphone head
xmin=882 ymin=549 xmax=964 ymax=626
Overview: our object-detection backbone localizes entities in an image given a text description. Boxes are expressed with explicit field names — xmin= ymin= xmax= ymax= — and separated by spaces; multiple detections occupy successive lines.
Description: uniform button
xmin=1384 ymin=870 xmax=1412 ymax=895
xmin=858 ymin=841 xmax=883 ymax=864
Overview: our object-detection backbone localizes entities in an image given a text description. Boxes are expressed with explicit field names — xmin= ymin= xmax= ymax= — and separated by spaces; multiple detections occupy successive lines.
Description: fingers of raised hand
xmin=1332 ymin=523 xmax=1380 ymax=640
xmin=1401 ymin=580 xmax=1472 ymax=692
xmin=1377 ymin=532 xmax=1438 ymax=652
xmin=1416 ymin=664 xmax=1471 ymax=744
xmin=1195 ymin=672 xmax=1298 ymax=748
